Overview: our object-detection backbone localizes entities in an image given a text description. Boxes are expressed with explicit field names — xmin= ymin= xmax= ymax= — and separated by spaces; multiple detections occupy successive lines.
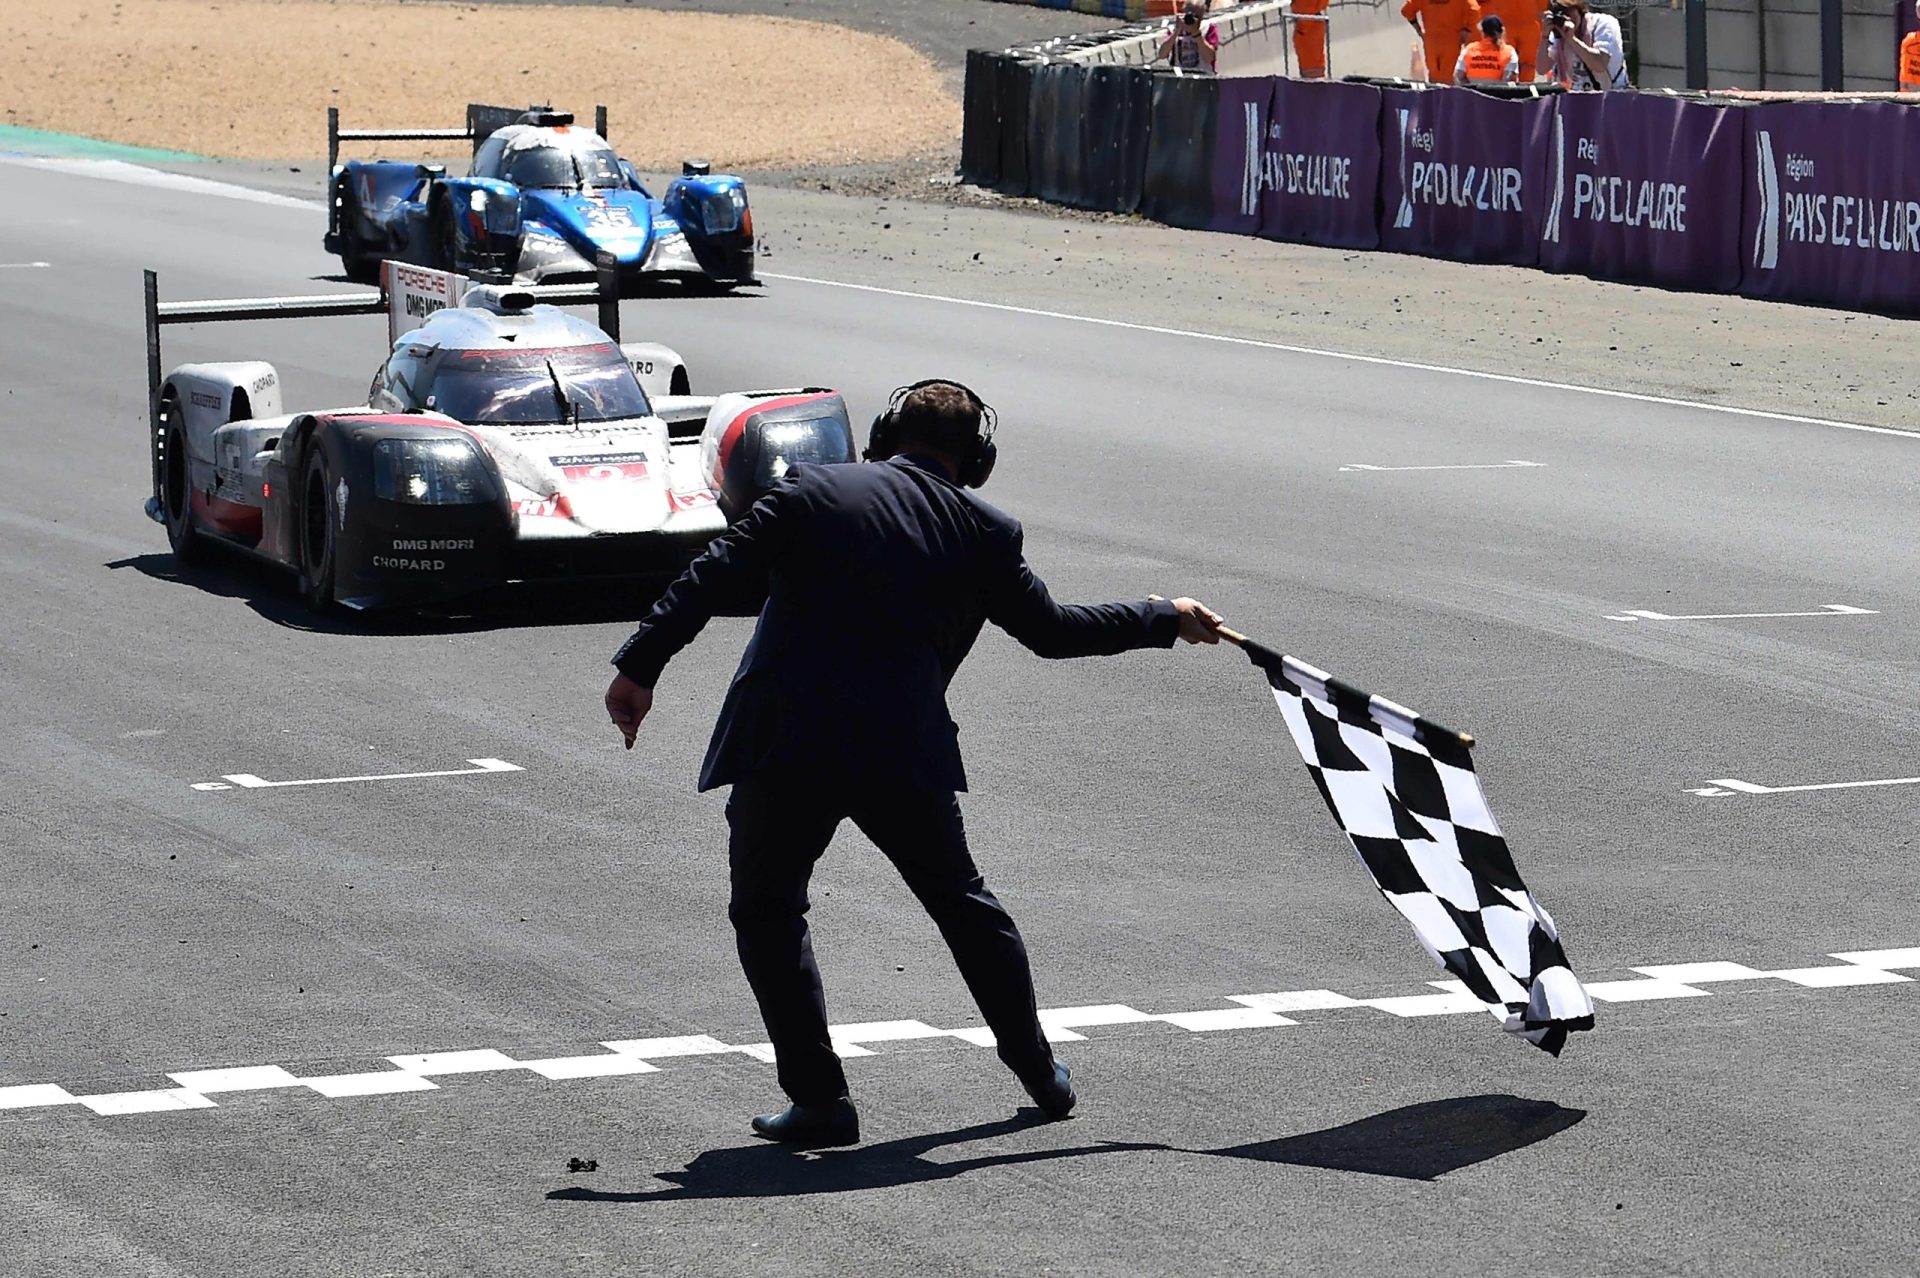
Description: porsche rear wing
xmin=143 ymin=255 xmax=624 ymax=506
xmin=326 ymin=102 xmax=611 ymax=172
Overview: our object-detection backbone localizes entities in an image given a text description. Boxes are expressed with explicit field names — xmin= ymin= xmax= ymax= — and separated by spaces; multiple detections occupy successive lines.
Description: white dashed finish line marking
xmin=1607 ymin=604 xmax=1876 ymax=623
xmin=4 ymin=946 xmax=1916 ymax=1120
xmin=760 ymin=272 xmax=1920 ymax=443
xmin=191 ymin=758 xmax=523 ymax=792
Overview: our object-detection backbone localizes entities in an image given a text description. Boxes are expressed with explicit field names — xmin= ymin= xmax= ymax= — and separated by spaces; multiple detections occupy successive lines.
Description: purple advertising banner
xmin=1742 ymin=102 xmax=1920 ymax=316
xmin=1211 ymin=78 xmax=1380 ymax=249
xmin=1208 ymin=76 xmax=1273 ymax=237
xmin=1538 ymin=93 xmax=1743 ymax=292
xmin=1379 ymin=88 xmax=1553 ymax=267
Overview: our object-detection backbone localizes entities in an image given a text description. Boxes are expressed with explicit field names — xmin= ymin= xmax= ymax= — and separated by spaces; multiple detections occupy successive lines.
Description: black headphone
xmin=865 ymin=379 xmax=998 ymax=488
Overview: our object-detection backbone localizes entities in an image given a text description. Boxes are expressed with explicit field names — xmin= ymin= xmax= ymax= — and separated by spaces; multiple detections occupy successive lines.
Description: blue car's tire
xmin=434 ymin=200 xmax=462 ymax=274
xmin=337 ymin=183 xmax=380 ymax=284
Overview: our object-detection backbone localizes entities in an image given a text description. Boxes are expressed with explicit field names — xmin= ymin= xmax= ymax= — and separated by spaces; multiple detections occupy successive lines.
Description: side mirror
xmin=414 ymin=163 xmax=446 ymax=180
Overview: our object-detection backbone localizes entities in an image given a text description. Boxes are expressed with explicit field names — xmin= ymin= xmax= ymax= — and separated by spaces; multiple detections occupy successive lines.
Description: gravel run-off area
xmin=0 ymin=0 xmax=959 ymax=169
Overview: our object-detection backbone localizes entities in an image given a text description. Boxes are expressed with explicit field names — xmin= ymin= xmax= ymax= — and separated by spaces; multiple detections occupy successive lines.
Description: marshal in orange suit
xmin=1476 ymin=0 xmax=1542 ymax=82
xmin=1902 ymin=0 xmax=1920 ymax=93
xmin=1293 ymin=0 xmax=1331 ymax=78
xmin=1402 ymin=0 xmax=1482 ymax=82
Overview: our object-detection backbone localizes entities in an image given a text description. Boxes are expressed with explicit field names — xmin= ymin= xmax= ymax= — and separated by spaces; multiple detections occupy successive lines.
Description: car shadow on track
xmin=104 ymin=552 xmax=676 ymax=635
xmin=546 ymin=1094 xmax=1583 ymax=1201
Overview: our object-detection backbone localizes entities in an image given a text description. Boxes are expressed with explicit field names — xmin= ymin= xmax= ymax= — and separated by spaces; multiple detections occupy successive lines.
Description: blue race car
xmin=325 ymin=105 xmax=755 ymax=295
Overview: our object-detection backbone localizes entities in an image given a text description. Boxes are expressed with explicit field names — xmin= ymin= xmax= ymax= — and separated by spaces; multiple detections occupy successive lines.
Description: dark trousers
xmin=725 ymin=774 xmax=1055 ymax=1105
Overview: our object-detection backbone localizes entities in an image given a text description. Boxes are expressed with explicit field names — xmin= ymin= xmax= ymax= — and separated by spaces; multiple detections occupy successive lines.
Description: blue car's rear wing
xmin=141 ymin=256 xmax=625 ymax=511
xmin=326 ymin=103 xmax=611 ymax=172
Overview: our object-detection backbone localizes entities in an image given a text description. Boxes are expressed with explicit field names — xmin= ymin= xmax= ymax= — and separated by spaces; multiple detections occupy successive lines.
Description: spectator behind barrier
xmin=1157 ymin=0 xmax=1220 ymax=74
xmin=1538 ymin=0 xmax=1627 ymax=90
xmin=1901 ymin=0 xmax=1920 ymax=93
xmin=1456 ymin=15 xmax=1521 ymax=83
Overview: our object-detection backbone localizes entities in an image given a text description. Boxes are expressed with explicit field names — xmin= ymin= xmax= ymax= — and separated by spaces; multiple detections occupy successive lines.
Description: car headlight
xmin=700 ymin=186 xmax=747 ymax=235
xmin=462 ymin=188 xmax=520 ymax=235
xmin=372 ymin=438 xmax=499 ymax=505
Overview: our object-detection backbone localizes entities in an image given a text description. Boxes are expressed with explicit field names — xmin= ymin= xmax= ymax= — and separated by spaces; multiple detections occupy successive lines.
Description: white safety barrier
xmin=1014 ymin=2 xmax=1306 ymax=79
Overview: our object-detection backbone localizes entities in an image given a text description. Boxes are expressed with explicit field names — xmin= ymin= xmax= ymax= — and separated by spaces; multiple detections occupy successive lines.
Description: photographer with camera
xmin=1156 ymin=0 xmax=1220 ymax=74
xmin=1538 ymin=0 xmax=1627 ymax=89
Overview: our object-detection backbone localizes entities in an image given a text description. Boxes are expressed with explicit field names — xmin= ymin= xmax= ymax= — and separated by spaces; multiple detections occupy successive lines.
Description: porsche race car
xmin=324 ymin=104 xmax=754 ymax=294
xmin=142 ymin=263 xmax=850 ymax=611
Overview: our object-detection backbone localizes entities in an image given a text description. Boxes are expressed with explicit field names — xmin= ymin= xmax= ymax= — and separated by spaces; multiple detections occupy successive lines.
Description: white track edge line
xmin=4 ymin=152 xmax=1899 ymax=442
xmin=760 ymin=272 xmax=1915 ymax=442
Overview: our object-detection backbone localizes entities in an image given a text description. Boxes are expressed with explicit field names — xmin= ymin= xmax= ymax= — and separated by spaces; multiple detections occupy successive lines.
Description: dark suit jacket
xmin=613 ymin=455 xmax=1179 ymax=792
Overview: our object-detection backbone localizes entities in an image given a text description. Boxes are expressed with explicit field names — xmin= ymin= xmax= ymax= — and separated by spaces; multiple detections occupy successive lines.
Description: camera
xmin=1546 ymin=3 xmax=1571 ymax=26
xmin=1182 ymin=10 xmax=1200 ymax=23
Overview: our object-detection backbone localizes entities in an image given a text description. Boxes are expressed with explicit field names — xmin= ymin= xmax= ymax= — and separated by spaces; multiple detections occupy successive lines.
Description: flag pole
xmin=1152 ymin=596 xmax=1474 ymax=751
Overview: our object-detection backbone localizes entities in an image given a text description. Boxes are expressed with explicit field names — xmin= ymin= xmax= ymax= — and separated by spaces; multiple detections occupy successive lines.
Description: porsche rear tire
xmin=160 ymin=404 xmax=206 ymax=566
xmin=299 ymin=449 xmax=339 ymax=612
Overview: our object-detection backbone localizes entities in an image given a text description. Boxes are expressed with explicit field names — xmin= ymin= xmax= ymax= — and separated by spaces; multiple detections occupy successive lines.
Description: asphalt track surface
xmin=4 ymin=154 xmax=1920 ymax=1277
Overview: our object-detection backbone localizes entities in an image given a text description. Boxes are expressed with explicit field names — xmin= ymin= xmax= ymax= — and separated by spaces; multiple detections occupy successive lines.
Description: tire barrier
xmin=959 ymin=52 xmax=1920 ymax=316
xmin=996 ymin=56 xmax=1038 ymax=197
xmin=1028 ymin=63 xmax=1089 ymax=207
xmin=1082 ymin=65 xmax=1154 ymax=214
xmin=1142 ymin=72 xmax=1220 ymax=228
xmin=985 ymin=0 xmax=1155 ymax=18
xmin=961 ymin=50 xmax=1006 ymax=189
xmin=1346 ymin=75 xmax=1566 ymax=103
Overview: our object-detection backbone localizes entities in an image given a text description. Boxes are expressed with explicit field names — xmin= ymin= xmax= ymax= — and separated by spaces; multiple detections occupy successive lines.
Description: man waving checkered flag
xmin=1242 ymin=637 xmax=1594 ymax=1055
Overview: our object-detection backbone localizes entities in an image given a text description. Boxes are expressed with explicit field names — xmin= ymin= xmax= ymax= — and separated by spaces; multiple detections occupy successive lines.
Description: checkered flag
xmin=1244 ymin=639 xmax=1594 ymax=1055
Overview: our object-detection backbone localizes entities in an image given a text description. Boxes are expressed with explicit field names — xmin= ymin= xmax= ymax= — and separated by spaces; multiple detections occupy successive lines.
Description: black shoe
xmin=749 ymin=1098 xmax=860 ymax=1146
xmin=1020 ymin=1060 xmax=1076 ymax=1120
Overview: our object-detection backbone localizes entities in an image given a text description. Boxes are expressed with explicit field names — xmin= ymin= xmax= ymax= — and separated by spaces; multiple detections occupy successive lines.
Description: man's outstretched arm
xmin=983 ymin=527 xmax=1222 ymax=657
xmin=604 ymin=485 xmax=798 ymax=748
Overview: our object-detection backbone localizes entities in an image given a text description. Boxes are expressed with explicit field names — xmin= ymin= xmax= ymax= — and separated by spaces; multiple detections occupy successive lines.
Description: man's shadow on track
xmin=549 ymin=1114 xmax=1163 ymax=1203
xmin=547 ymin=1094 xmax=1584 ymax=1202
